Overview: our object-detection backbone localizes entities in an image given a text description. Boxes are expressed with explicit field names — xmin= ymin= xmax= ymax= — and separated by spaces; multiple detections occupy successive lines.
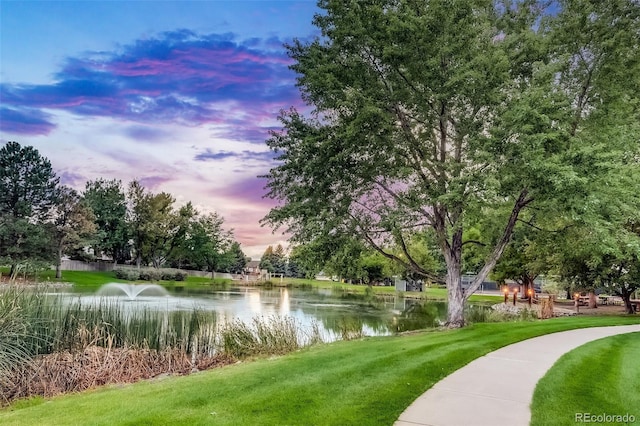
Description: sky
xmin=0 ymin=0 xmax=322 ymax=260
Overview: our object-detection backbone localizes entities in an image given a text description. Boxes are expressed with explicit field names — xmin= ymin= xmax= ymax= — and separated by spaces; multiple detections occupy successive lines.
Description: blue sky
xmin=0 ymin=0 xmax=321 ymax=259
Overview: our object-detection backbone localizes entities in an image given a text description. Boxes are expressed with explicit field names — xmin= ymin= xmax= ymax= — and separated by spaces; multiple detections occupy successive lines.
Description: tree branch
xmin=463 ymin=188 xmax=533 ymax=300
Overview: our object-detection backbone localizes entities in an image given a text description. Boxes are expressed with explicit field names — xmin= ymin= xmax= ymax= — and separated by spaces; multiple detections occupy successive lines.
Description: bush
xmin=114 ymin=268 xmax=140 ymax=281
xmin=160 ymin=270 xmax=187 ymax=281
xmin=113 ymin=268 xmax=188 ymax=282
xmin=138 ymin=268 xmax=162 ymax=281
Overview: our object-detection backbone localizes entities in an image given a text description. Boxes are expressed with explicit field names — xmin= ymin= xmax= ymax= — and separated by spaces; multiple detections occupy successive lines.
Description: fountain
xmin=96 ymin=283 xmax=170 ymax=300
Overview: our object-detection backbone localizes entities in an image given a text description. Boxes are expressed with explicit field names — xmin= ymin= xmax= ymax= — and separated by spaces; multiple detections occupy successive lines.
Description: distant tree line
xmin=0 ymin=141 xmax=248 ymax=280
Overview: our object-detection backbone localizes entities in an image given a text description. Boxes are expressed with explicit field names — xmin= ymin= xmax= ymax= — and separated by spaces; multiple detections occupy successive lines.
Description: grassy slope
xmin=1 ymin=316 xmax=638 ymax=425
xmin=531 ymin=332 xmax=640 ymax=426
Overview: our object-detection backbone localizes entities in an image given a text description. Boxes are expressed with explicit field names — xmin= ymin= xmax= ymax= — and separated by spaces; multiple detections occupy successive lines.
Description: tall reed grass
xmin=0 ymin=286 xmax=327 ymax=405
xmin=220 ymin=316 xmax=323 ymax=358
xmin=0 ymin=289 xmax=33 ymax=378
xmin=0 ymin=285 xmax=220 ymax=403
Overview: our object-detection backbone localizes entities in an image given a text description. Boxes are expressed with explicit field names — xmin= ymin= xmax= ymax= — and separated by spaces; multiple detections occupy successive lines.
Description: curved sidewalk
xmin=395 ymin=324 xmax=640 ymax=426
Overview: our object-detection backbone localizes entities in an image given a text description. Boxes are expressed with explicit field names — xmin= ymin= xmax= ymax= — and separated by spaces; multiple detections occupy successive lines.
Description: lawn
xmin=14 ymin=269 xmax=502 ymax=303
xmin=531 ymin=331 xmax=640 ymax=426
xmin=1 ymin=316 xmax=638 ymax=425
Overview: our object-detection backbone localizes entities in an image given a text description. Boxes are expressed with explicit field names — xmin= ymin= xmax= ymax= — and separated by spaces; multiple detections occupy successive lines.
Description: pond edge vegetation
xmin=1 ymin=281 xmax=535 ymax=406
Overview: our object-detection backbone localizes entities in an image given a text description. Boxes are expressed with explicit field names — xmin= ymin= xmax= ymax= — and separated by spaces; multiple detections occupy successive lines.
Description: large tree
xmin=127 ymin=181 xmax=183 ymax=268
xmin=189 ymin=212 xmax=233 ymax=277
xmin=0 ymin=142 xmax=59 ymax=277
xmin=260 ymin=245 xmax=287 ymax=275
xmin=224 ymin=241 xmax=249 ymax=274
xmin=50 ymin=186 xmax=97 ymax=279
xmin=263 ymin=0 xmax=640 ymax=326
xmin=83 ymin=179 xmax=129 ymax=264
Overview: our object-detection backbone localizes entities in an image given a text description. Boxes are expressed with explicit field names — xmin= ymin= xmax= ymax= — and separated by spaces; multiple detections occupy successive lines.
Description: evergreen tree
xmin=0 ymin=142 xmax=59 ymax=278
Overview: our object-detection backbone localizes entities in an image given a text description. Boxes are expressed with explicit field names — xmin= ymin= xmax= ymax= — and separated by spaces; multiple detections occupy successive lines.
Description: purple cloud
xmin=138 ymin=175 xmax=173 ymax=191
xmin=218 ymin=176 xmax=274 ymax=207
xmin=0 ymin=29 xmax=303 ymax=142
xmin=194 ymin=148 xmax=277 ymax=163
xmin=124 ymin=125 xmax=170 ymax=142
xmin=0 ymin=107 xmax=56 ymax=135
xmin=59 ymin=170 xmax=87 ymax=187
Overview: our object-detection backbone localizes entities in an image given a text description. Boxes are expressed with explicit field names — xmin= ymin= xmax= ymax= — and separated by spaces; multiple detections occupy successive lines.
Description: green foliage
xmin=0 ymin=286 xmax=217 ymax=358
xmin=219 ymin=316 xmax=320 ymax=358
xmin=127 ymin=180 xmax=179 ymax=268
xmin=259 ymin=244 xmax=286 ymax=275
xmin=262 ymin=0 xmax=640 ymax=327
xmin=0 ymin=141 xmax=59 ymax=219
xmin=113 ymin=268 xmax=140 ymax=281
xmin=50 ymin=186 xmax=97 ymax=278
xmin=224 ymin=242 xmax=249 ymax=274
xmin=113 ymin=268 xmax=187 ymax=282
xmin=0 ymin=289 xmax=33 ymax=380
xmin=83 ymin=178 xmax=129 ymax=263
xmin=0 ymin=142 xmax=59 ymax=276
xmin=187 ymin=212 xmax=233 ymax=273
xmin=0 ymin=220 xmax=55 ymax=278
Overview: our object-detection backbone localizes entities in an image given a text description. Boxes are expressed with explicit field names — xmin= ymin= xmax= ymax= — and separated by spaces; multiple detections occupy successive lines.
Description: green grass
xmin=34 ymin=269 xmax=232 ymax=290
xmin=282 ymin=278 xmax=502 ymax=303
xmin=38 ymin=270 xmax=127 ymax=287
xmin=1 ymin=316 xmax=638 ymax=425
xmin=11 ymin=270 xmax=500 ymax=303
xmin=531 ymin=332 xmax=640 ymax=426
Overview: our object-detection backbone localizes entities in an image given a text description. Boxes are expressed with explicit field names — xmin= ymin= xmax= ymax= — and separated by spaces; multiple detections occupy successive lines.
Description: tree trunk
xmin=56 ymin=247 xmax=63 ymax=279
xmin=446 ymin=267 xmax=465 ymax=328
xmin=444 ymin=228 xmax=465 ymax=328
xmin=621 ymin=293 xmax=635 ymax=314
xmin=588 ymin=291 xmax=597 ymax=309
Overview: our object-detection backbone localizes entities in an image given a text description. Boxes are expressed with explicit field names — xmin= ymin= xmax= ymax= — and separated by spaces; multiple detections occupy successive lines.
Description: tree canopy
xmin=83 ymin=179 xmax=129 ymax=264
xmin=263 ymin=0 xmax=640 ymax=326
xmin=0 ymin=142 xmax=242 ymax=276
xmin=0 ymin=141 xmax=60 ymax=277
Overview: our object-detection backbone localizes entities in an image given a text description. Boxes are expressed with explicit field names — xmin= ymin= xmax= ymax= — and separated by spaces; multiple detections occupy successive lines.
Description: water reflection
xmin=392 ymin=300 xmax=446 ymax=332
xmin=63 ymin=285 xmax=465 ymax=339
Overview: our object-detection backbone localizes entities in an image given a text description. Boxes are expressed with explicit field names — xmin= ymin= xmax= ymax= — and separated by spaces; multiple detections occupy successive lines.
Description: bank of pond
xmin=0 ymin=283 xmax=519 ymax=405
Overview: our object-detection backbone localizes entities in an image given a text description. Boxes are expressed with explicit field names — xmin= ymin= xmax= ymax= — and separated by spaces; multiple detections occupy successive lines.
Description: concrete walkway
xmin=395 ymin=324 xmax=640 ymax=426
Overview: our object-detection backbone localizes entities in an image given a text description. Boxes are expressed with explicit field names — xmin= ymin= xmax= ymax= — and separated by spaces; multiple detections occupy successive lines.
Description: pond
xmin=59 ymin=284 xmax=456 ymax=340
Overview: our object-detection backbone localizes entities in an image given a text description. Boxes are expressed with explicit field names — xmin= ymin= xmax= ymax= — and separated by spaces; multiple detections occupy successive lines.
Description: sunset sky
xmin=0 ymin=0 xmax=321 ymax=259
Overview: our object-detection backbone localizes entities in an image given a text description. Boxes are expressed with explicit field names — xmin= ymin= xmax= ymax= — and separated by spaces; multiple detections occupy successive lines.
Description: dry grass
xmin=1 ymin=345 xmax=234 ymax=404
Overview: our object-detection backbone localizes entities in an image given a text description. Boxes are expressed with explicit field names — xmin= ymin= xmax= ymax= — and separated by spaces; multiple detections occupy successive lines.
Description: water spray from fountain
xmin=96 ymin=283 xmax=170 ymax=301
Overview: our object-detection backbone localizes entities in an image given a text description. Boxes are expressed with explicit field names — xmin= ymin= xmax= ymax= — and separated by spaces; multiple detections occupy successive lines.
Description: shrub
xmin=114 ymin=268 xmax=140 ymax=281
xmin=160 ymin=269 xmax=187 ymax=281
xmin=138 ymin=268 xmax=162 ymax=281
xmin=113 ymin=268 xmax=188 ymax=282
